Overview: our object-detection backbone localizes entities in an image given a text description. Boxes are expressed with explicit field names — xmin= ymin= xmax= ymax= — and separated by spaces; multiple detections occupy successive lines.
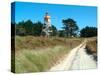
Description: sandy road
xmin=49 ymin=40 xmax=97 ymax=71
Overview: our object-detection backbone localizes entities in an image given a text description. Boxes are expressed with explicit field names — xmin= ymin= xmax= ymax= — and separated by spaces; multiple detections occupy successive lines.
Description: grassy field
xmin=15 ymin=36 xmax=83 ymax=50
xmin=13 ymin=36 xmax=83 ymax=73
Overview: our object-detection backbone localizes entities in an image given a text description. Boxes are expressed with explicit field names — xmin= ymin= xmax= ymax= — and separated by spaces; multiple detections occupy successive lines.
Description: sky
xmin=11 ymin=2 xmax=97 ymax=30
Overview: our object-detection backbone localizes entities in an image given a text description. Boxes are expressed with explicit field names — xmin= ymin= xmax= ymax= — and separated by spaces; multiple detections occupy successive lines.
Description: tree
xmin=24 ymin=20 xmax=34 ymax=35
xmin=80 ymin=26 xmax=97 ymax=37
xmin=58 ymin=30 xmax=65 ymax=37
xmin=16 ymin=27 xmax=26 ymax=36
xmin=16 ymin=21 xmax=26 ymax=36
xmin=16 ymin=20 xmax=57 ymax=37
xmin=16 ymin=20 xmax=34 ymax=35
xmin=50 ymin=25 xmax=57 ymax=36
xmin=32 ymin=21 xmax=43 ymax=36
xmin=62 ymin=18 xmax=79 ymax=37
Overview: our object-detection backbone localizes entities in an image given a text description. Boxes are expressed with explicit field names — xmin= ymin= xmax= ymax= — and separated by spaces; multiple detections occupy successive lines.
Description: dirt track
xmin=49 ymin=40 xmax=97 ymax=71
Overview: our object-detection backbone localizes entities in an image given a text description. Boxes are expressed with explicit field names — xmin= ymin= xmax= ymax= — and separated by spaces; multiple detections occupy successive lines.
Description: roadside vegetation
xmin=85 ymin=38 xmax=97 ymax=61
xmin=15 ymin=36 xmax=83 ymax=51
xmin=14 ymin=36 xmax=82 ymax=73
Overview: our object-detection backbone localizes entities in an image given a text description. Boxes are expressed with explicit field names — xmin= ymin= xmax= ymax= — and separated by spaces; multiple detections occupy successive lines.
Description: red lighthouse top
xmin=44 ymin=12 xmax=51 ymax=22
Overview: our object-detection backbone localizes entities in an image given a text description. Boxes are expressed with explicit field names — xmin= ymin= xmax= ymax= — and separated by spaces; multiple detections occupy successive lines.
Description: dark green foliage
xmin=15 ymin=20 xmax=57 ymax=36
xmin=80 ymin=26 xmax=97 ymax=37
xmin=15 ymin=19 xmax=97 ymax=38
xmin=58 ymin=30 xmax=65 ymax=37
xmin=50 ymin=25 xmax=57 ymax=36
xmin=24 ymin=20 xmax=34 ymax=35
xmin=32 ymin=22 xmax=43 ymax=36
xmin=62 ymin=18 xmax=79 ymax=37
xmin=16 ymin=20 xmax=33 ymax=36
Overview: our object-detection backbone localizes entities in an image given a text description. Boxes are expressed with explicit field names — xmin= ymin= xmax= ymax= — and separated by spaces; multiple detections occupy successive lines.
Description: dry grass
xmin=15 ymin=36 xmax=82 ymax=51
xmin=13 ymin=36 xmax=83 ymax=73
xmin=15 ymin=46 xmax=69 ymax=73
xmin=86 ymin=38 xmax=97 ymax=54
xmin=85 ymin=38 xmax=97 ymax=61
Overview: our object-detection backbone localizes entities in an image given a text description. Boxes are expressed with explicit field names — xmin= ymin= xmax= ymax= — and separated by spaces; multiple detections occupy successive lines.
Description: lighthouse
xmin=44 ymin=12 xmax=51 ymax=27
xmin=41 ymin=12 xmax=52 ymax=37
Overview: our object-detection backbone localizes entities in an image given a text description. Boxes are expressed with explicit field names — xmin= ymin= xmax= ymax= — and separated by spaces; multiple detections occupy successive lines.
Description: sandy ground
xmin=49 ymin=41 xmax=97 ymax=71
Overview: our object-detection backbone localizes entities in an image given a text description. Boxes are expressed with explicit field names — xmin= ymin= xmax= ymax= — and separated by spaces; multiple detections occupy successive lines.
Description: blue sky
xmin=12 ymin=2 xmax=97 ymax=30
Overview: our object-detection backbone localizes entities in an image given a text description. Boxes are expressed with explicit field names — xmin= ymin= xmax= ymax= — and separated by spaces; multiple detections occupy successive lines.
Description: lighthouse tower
xmin=41 ymin=12 xmax=52 ymax=37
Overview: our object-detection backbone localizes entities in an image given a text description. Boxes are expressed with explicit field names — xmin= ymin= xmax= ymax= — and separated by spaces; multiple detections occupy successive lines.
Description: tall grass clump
xmin=85 ymin=38 xmax=97 ymax=61
xmin=86 ymin=39 xmax=97 ymax=54
xmin=15 ymin=46 xmax=69 ymax=73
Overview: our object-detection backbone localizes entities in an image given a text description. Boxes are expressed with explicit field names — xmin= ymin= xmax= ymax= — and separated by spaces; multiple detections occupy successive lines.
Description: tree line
xmin=12 ymin=20 xmax=57 ymax=36
xmin=12 ymin=18 xmax=97 ymax=37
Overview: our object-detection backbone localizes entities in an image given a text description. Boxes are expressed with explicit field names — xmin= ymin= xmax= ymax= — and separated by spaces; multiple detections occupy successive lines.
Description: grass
xmin=15 ymin=46 xmax=69 ymax=73
xmin=15 ymin=36 xmax=82 ymax=50
xmin=86 ymin=38 xmax=97 ymax=54
xmin=13 ymin=36 xmax=83 ymax=73
xmin=85 ymin=38 xmax=97 ymax=61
